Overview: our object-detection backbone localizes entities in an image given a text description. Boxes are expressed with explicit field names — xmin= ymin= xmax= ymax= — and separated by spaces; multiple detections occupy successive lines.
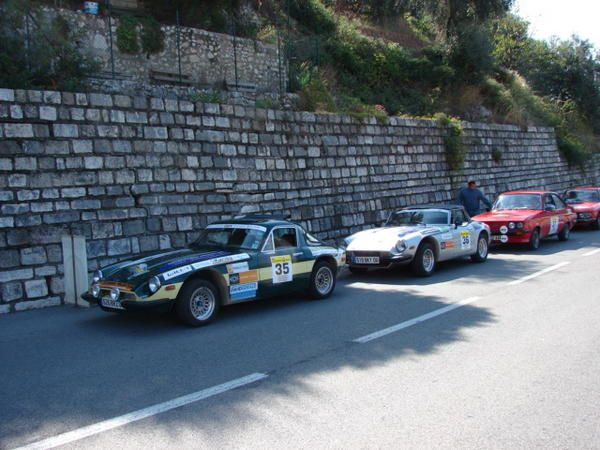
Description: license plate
xmin=354 ymin=256 xmax=380 ymax=264
xmin=101 ymin=297 xmax=125 ymax=310
xmin=492 ymin=235 xmax=503 ymax=241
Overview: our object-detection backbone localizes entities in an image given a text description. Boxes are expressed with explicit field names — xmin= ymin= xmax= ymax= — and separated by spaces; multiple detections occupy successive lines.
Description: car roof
xmin=400 ymin=204 xmax=464 ymax=211
xmin=501 ymin=190 xmax=549 ymax=195
xmin=211 ymin=214 xmax=296 ymax=228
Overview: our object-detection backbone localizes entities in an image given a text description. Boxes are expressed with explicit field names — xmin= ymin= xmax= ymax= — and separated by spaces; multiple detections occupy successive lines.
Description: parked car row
xmin=82 ymin=186 xmax=600 ymax=326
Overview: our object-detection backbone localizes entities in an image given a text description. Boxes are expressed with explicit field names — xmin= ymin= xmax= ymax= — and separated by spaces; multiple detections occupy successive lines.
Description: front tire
xmin=309 ymin=260 xmax=336 ymax=299
xmin=176 ymin=279 xmax=220 ymax=326
xmin=528 ymin=228 xmax=541 ymax=251
xmin=592 ymin=216 xmax=600 ymax=230
xmin=558 ymin=222 xmax=570 ymax=241
xmin=471 ymin=233 xmax=489 ymax=263
xmin=411 ymin=242 xmax=436 ymax=277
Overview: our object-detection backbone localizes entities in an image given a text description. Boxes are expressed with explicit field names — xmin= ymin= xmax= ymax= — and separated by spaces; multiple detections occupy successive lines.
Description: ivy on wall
xmin=116 ymin=15 xmax=164 ymax=56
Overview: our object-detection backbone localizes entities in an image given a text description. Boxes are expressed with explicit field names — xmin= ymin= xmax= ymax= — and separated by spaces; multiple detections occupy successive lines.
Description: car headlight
xmin=516 ymin=222 xmax=524 ymax=229
xmin=394 ymin=240 xmax=407 ymax=254
xmin=148 ymin=276 xmax=161 ymax=294
xmin=110 ymin=287 xmax=120 ymax=301
xmin=92 ymin=270 xmax=103 ymax=283
xmin=91 ymin=284 xmax=101 ymax=298
xmin=508 ymin=222 xmax=516 ymax=230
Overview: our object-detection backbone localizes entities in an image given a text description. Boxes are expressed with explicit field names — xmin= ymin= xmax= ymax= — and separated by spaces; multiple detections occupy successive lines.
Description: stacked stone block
xmin=0 ymin=87 xmax=598 ymax=312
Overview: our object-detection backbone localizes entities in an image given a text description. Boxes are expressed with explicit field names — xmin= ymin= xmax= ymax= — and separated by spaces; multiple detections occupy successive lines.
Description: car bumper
xmin=81 ymin=293 xmax=175 ymax=312
xmin=490 ymin=231 xmax=532 ymax=245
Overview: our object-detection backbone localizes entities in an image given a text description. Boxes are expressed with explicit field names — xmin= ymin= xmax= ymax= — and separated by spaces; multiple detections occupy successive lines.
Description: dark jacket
xmin=458 ymin=187 xmax=492 ymax=217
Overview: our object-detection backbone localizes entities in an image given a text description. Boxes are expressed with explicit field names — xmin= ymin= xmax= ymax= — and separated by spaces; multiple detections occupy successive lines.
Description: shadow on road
xmin=0 ymin=277 xmax=495 ymax=447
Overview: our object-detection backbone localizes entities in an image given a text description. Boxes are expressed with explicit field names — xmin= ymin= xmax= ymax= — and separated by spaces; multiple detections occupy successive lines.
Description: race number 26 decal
xmin=460 ymin=231 xmax=471 ymax=250
xmin=271 ymin=255 xmax=293 ymax=284
xmin=550 ymin=216 xmax=559 ymax=234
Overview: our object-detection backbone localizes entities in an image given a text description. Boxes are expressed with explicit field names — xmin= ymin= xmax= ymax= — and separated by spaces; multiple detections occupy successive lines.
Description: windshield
xmin=387 ymin=210 xmax=449 ymax=226
xmin=493 ymin=194 xmax=542 ymax=210
xmin=191 ymin=227 xmax=265 ymax=251
xmin=565 ymin=190 xmax=600 ymax=203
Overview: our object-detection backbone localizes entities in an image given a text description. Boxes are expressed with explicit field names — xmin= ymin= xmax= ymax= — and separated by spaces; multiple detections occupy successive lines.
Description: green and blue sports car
xmin=82 ymin=215 xmax=345 ymax=326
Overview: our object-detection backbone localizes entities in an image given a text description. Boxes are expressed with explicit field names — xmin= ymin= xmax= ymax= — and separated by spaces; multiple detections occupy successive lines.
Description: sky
xmin=513 ymin=0 xmax=600 ymax=49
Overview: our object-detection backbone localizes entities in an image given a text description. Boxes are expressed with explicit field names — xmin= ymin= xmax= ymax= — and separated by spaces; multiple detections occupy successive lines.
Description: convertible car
xmin=472 ymin=190 xmax=576 ymax=250
xmin=344 ymin=205 xmax=491 ymax=277
xmin=82 ymin=215 xmax=345 ymax=326
xmin=564 ymin=186 xmax=600 ymax=229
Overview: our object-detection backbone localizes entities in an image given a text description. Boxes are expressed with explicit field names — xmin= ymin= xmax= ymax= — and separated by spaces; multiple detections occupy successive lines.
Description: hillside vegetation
xmin=1 ymin=0 xmax=599 ymax=165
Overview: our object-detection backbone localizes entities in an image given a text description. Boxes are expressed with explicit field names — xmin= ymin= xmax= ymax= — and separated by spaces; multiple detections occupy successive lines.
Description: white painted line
xmin=583 ymin=248 xmax=600 ymax=257
xmin=507 ymin=262 xmax=571 ymax=286
xmin=354 ymin=297 xmax=481 ymax=344
xmin=14 ymin=373 xmax=268 ymax=450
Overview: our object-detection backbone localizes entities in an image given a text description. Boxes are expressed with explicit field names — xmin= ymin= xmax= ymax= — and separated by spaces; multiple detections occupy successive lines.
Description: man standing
xmin=458 ymin=181 xmax=492 ymax=217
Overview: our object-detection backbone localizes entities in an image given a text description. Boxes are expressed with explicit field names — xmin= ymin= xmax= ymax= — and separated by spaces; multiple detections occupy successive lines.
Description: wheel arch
xmin=315 ymin=255 xmax=337 ymax=270
xmin=181 ymin=269 xmax=229 ymax=305
xmin=421 ymin=236 xmax=440 ymax=259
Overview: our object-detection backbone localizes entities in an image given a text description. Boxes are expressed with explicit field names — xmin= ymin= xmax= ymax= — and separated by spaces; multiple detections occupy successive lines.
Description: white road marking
xmin=583 ymin=248 xmax=600 ymax=257
xmin=14 ymin=373 xmax=268 ymax=450
xmin=507 ymin=262 xmax=571 ymax=286
xmin=354 ymin=297 xmax=481 ymax=344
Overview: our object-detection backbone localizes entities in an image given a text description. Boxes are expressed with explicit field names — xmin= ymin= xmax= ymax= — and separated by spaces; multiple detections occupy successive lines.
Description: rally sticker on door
xmin=550 ymin=216 xmax=559 ymax=234
xmin=460 ymin=231 xmax=472 ymax=250
xmin=271 ymin=255 xmax=293 ymax=284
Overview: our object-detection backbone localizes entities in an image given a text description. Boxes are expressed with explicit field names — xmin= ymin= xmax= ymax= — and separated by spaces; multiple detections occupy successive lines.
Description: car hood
xmin=100 ymin=247 xmax=247 ymax=284
xmin=571 ymin=202 xmax=600 ymax=212
xmin=346 ymin=225 xmax=448 ymax=252
xmin=473 ymin=210 xmax=541 ymax=222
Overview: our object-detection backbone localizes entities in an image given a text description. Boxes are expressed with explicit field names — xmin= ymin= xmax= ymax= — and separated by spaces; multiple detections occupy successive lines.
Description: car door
xmin=452 ymin=208 xmax=475 ymax=257
xmin=542 ymin=194 xmax=559 ymax=236
xmin=256 ymin=226 xmax=303 ymax=298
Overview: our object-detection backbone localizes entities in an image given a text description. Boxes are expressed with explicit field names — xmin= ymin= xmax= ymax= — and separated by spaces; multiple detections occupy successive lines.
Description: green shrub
xmin=298 ymin=70 xmax=336 ymax=112
xmin=116 ymin=15 xmax=139 ymax=54
xmin=435 ymin=113 xmax=466 ymax=172
xmin=140 ymin=16 xmax=164 ymax=56
xmin=492 ymin=147 xmax=503 ymax=163
xmin=191 ymin=90 xmax=223 ymax=104
xmin=255 ymin=97 xmax=279 ymax=109
xmin=288 ymin=0 xmax=336 ymax=35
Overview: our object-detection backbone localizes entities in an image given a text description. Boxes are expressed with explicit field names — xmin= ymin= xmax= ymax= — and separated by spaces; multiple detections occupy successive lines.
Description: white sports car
xmin=344 ymin=205 xmax=491 ymax=276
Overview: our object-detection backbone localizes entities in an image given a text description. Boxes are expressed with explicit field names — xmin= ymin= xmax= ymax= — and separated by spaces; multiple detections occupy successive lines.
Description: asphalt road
xmin=2 ymin=230 xmax=600 ymax=449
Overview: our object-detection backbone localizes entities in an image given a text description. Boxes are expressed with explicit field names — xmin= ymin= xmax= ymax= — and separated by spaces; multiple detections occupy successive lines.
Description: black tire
xmin=309 ymin=260 xmax=336 ymax=299
xmin=592 ymin=216 xmax=600 ymax=230
xmin=348 ymin=266 xmax=369 ymax=275
xmin=558 ymin=222 xmax=570 ymax=241
xmin=528 ymin=228 xmax=541 ymax=251
xmin=175 ymin=278 xmax=220 ymax=326
xmin=471 ymin=233 xmax=489 ymax=263
xmin=411 ymin=242 xmax=436 ymax=277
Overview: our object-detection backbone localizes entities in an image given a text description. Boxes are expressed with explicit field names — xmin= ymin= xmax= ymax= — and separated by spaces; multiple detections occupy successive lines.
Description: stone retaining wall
xmin=0 ymin=87 xmax=598 ymax=312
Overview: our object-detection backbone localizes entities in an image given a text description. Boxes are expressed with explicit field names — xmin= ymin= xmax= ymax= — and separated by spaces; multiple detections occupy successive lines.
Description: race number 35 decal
xmin=271 ymin=255 xmax=293 ymax=284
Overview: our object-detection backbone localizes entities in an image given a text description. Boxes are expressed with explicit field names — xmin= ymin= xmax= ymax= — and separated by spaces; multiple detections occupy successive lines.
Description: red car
xmin=564 ymin=186 xmax=600 ymax=229
xmin=472 ymin=190 xmax=576 ymax=250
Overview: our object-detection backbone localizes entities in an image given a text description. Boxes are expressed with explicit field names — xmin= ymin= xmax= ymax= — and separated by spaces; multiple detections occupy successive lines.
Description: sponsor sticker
xmin=191 ymin=253 xmax=249 ymax=270
xmin=441 ymin=240 xmax=455 ymax=250
xmin=227 ymin=262 xmax=250 ymax=274
xmin=133 ymin=263 xmax=148 ymax=274
xmin=230 ymin=282 xmax=258 ymax=301
xmin=229 ymin=270 xmax=259 ymax=285
xmin=460 ymin=231 xmax=472 ymax=250
xmin=162 ymin=265 xmax=193 ymax=281
xmin=271 ymin=255 xmax=293 ymax=284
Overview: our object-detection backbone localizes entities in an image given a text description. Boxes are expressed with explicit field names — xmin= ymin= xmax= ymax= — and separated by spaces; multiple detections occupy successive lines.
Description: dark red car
xmin=564 ymin=186 xmax=600 ymax=229
xmin=472 ymin=190 xmax=576 ymax=250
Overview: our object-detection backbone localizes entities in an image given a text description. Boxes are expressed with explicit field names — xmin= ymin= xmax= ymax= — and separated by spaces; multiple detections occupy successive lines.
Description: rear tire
xmin=348 ymin=266 xmax=368 ymax=275
xmin=309 ymin=260 xmax=336 ymax=299
xmin=176 ymin=279 xmax=220 ymax=327
xmin=528 ymin=228 xmax=541 ymax=251
xmin=411 ymin=242 xmax=436 ymax=277
xmin=558 ymin=223 xmax=570 ymax=241
xmin=471 ymin=233 xmax=489 ymax=263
